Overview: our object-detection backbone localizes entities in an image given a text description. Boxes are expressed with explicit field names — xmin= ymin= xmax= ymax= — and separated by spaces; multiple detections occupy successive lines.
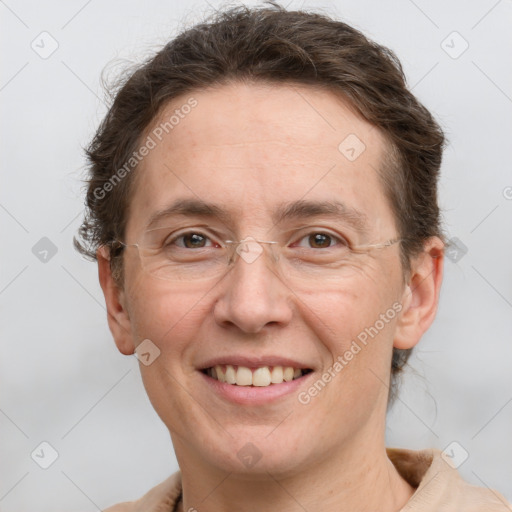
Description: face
xmin=105 ymin=82 xmax=429 ymax=476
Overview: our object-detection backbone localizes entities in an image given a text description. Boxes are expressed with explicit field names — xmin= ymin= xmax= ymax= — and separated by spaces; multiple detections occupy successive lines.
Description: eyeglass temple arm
xmin=225 ymin=238 xmax=402 ymax=249
xmin=354 ymin=237 xmax=403 ymax=249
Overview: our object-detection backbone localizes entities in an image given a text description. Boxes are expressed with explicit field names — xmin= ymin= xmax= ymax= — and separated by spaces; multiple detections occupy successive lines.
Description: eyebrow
xmin=273 ymin=199 xmax=369 ymax=234
xmin=145 ymin=198 xmax=233 ymax=229
xmin=145 ymin=198 xmax=369 ymax=234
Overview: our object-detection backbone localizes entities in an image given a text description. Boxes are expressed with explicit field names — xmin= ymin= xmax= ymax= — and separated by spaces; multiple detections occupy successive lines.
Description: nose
xmin=213 ymin=241 xmax=293 ymax=333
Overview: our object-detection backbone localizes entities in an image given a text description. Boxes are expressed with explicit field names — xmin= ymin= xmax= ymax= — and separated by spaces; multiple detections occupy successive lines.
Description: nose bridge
xmin=214 ymin=237 xmax=292 ymax=333
xmin=227 ymin=237 xmax=278 ymax=266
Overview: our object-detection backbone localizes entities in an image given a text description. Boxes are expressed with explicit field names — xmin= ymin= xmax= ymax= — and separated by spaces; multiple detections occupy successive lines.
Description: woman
xmin=75 ymin=3 xmax=510 ymax=510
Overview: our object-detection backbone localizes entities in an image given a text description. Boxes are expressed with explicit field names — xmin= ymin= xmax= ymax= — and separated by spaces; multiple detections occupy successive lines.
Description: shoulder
xmin=103 ymin=472 xmax=182 ymax=512
xmin=387 ymin=447 xmax=512 ymax=511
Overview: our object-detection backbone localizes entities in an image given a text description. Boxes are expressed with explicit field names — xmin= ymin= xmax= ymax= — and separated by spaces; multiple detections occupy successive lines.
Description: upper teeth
xmin=207 ymin=365 xmax=304 ymax=387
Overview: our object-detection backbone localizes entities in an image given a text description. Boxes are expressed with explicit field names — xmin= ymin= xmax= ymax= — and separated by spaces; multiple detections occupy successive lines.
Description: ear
xmin=394 ymin=237 xmax=444 ymax=350
xmin=97 ymin=246 xmax=135 ymax=355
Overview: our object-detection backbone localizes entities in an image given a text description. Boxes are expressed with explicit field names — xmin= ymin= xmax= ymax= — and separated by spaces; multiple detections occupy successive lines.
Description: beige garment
xmin=104 ymin=447 xmax=511 ymax=511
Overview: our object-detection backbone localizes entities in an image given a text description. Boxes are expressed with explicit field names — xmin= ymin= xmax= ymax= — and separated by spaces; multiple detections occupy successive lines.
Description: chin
xmin=186 ymin=423 xmax=314 ymax=477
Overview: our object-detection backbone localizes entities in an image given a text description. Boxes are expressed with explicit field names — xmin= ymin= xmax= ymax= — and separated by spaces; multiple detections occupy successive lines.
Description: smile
xmin=203 ymin=365 xmax=313 ymax=387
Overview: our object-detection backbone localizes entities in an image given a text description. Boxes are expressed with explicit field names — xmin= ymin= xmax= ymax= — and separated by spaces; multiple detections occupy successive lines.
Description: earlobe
xmin=393 ymin=237 xmax=444 ymax=350
xmin=97 ymin=246 xmax=135 ymax=355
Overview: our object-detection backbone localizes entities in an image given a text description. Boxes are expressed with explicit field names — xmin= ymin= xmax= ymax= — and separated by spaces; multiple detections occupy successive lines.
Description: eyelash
xmin=168 ymin=230 xmax=350 ymax=249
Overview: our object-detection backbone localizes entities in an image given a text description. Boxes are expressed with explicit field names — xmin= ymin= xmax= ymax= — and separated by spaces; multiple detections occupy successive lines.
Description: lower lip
xmin=199 ymin=371 xmax=313 ymax=405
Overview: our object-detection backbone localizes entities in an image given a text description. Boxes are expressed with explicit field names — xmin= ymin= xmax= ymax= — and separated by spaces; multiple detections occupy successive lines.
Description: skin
xmin=98 ymin=82 xmax=444 ymax=512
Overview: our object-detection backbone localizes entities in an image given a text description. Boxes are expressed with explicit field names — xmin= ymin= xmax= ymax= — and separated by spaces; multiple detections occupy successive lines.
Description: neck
xmin=174 ymin=431 xmax=415 ymax=512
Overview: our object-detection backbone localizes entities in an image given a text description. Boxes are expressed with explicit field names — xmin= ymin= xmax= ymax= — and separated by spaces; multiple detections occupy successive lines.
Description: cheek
xmin=125 ymin=281 xmax=214 ymax=432
xmin=308 ymin=287 xmax=398 ymax=419
xmin=125 ymin=273 xmax=208 ymax=352
xmin=298 ymin=261 xmax=400 ymax=394
xmin=303 ymin=264 xmax=397 ymax=337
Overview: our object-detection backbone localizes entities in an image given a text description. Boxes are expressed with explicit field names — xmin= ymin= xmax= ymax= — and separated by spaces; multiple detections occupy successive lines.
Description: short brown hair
xmin=75 ymin=1 xmax=446 ymax=406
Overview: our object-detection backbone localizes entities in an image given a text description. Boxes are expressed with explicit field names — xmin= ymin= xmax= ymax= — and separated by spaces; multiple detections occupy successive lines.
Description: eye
xmin=295 ymin=232 xmax=349 ymax=249
xmin=167 ymin=231 xmax=217 ymax=249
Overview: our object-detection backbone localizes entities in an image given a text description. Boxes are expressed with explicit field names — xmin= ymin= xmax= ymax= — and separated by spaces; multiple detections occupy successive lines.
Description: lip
xmin=198 ymin=355 xmax=312 ymax=371
xmin=199 ymin=369 xmax=314 ymax=406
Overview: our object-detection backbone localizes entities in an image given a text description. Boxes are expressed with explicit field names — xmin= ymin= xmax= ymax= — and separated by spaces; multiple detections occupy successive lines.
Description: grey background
xmin=1 ymin=0 xmax=511 ymax=510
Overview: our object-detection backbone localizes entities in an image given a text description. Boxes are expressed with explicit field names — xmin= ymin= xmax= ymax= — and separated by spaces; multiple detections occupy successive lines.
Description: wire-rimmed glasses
xmin=110 ymin=225 xmax=403 ymax=285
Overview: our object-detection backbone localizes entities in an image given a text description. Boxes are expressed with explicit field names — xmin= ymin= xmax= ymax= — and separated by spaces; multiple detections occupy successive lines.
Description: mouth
xmin=201 ymin=365 xmax=313 ymax=387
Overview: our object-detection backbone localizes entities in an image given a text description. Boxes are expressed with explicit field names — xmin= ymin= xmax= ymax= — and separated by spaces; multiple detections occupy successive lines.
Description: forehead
xmin=126 ymin=81 xmax=394 ymax=236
